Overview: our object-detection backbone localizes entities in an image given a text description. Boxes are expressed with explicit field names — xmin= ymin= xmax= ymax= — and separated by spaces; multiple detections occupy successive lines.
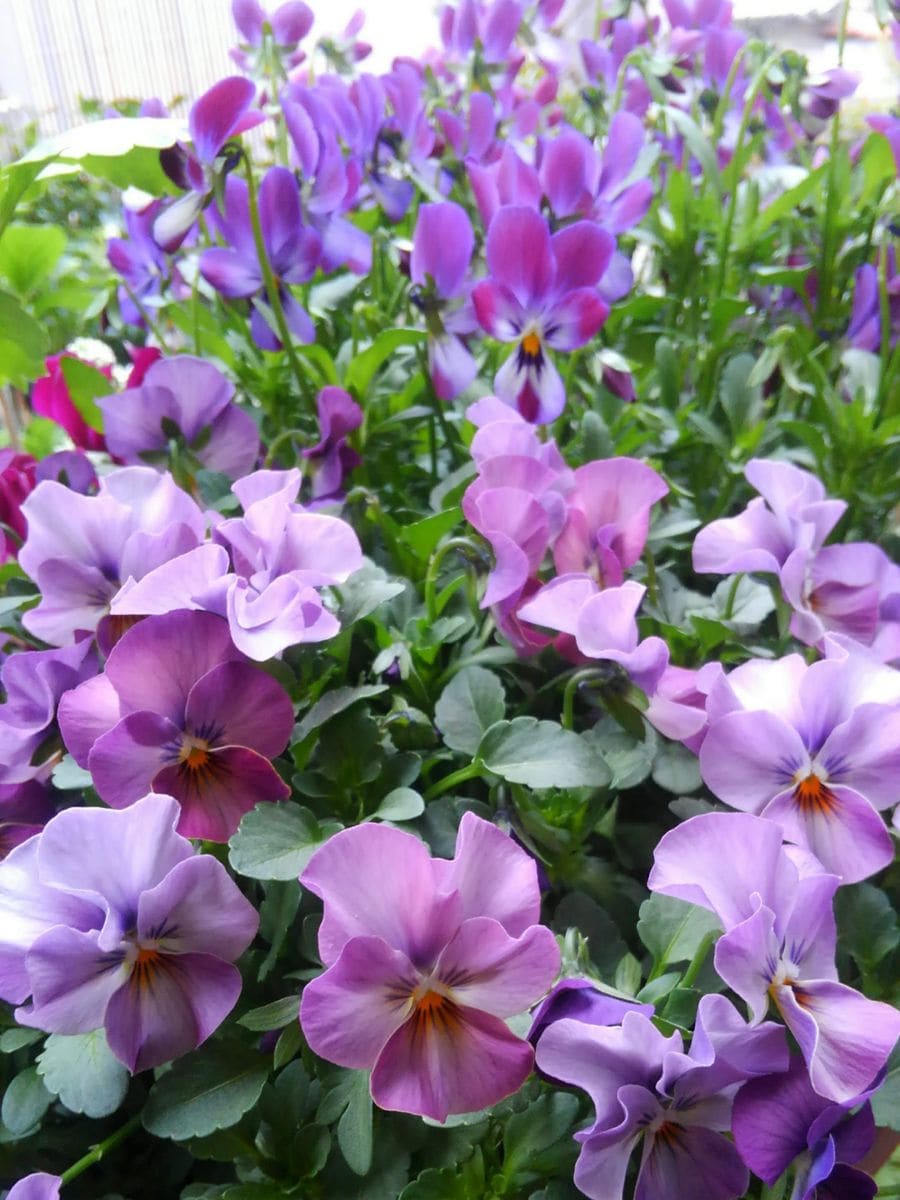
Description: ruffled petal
xmin=434 ymin=917 xmax=559 ymax=1016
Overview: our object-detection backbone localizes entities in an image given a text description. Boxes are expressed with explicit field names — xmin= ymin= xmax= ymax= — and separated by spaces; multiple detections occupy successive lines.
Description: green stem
xmin=562 ymin=669 xmax=604 ymax=731
xmin=242 ymin=154 xmax=310 ymax=416
xmin=815 ymin=0 xmax=850 ymax=326
xmin=424 ymin=537 xmax=479 ymax=624
xmin=424 ymin=760 xmax=482 ymax=802
xmin=680 ymin=931 xmax=717 ymax=989
xmin=60 ymin=1113 xmax=143 ymax=1185
xmin=121 ymin=282 xmax=169 ymax=350
xmin=264 ymin=426 xmax=307 ymax=467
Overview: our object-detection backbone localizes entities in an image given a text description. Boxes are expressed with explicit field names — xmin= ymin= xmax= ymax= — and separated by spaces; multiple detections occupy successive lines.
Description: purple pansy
xmin=232 ymin=0 xmax=313 ymax=47
xmin=6 ymin=1175 xmax=62 ymax=1200
xmin=0 ymin=780 xmax=53 ymax=859
xmin=19 ymin=467 xmax=207 ymax=646
xmin=472 ymin=205 xmax=614 ymax=423
xmin=201 ymin=168 xmax=321 ymax=350
xmin=733 ymin=1057 xmax=877 ymax=1199
xmin=99 ymin=354 xmax=260 ymax=480
xmin=534 ymin=994 xmax=787 ymax=1200
xmin=107 ymin=199 xmax=189 ymax=326
xmin=57 ymin=610 xmax=293 ymax=842
xmin=411 ymin=202 xmax=479 ymax=400
xmin=301 ymin=386 xmax=362 ymax=503
xmin=0 ymin=450 xmax=36 ymax=562
xmin=154 ymin=76 xmax=263 ymax=252
xmin=698 ymin=652 xmax=900 ymax=881
xmin=649 ymin=812 xmax=900 ymax=1103
xmin=299 ymin=813 xmax=560 ymax=1121
xmin=0 ymin=793 xmax=258 ymax=1072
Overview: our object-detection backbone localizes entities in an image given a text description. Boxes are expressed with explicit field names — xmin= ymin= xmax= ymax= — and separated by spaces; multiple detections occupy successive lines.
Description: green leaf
xmin=400 ymin=508 xmax=462 ymax=562
xmin=37 ymin=1030 xmax=129 ymax=1118
xmin=51 ymin=753 xmax=94 ymax=791
xmin=502 ymin=1093 xmax=580 ymax=1178
xmin=0 ymin=289 xmax=49 ymax=376
xmin=2 ymin=1066 xmax=51 ymax=1136
xmin=664 ymin=107 xmax=721 ymax=194
xmin=871 ymin=1047 xmax=900 ymax=1131
xmin=344 ymin=328 xmax=426 ymax=395
xmin=337 ymin=564 xmax=405 ymax=625
xmin=237 ymin=996 xmax=300 ymax=1033
xmin=22 ymin=417 xmax=66 ymax=458
xmin=229 ymin=803 xmax=342 ymax=881
xmin=374 ymin=787 xmax=425 ymax=822
xmin=294 ymin=684 xmax=388 ymax=743
xmin=59 ymin=357 xmax=111 ymax=433
xmin=651 ymin=742 xmax=702 ymax=794
xmin=0 ymin=223 xmax=66 ymax=296
xmin=637 ymin=893 xmax=721 ymax=968
xmin=636 ymin=970 xmax=682 ymax=1005
xmin=719 ymin=353 xmax=763 ymax=435
xmin=478 ymin=718 xmax=610 ymax=790
xmin=337 ymin=1069 xmax=373 ymax=1176
xmin=836 ymin=883 xmax=900 ymax=970
xmin=435 ymin=666 xmax=506 ymax=756
xmin=143 ymin=1041 xmax=269 ymax=1141
xmin=19 ymin=116 xmax=185 ymax=194
xmin=745 ymin=163 xmax=826 ymax=241
xmin=0 ymin=1028 xmax=42 ymax=1053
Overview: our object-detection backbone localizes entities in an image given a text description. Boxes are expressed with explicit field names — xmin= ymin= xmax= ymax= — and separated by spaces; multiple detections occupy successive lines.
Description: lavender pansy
xmin=6 ymin=1175 xmax=62 ymax=1200
xmin=698 ymin=652 xmax=900 ymax=881
xmin=300 ymin=813 xmax=560 ymax=1122
xmin=99 ymin=354 xmax=260 ymax=480
xmin=534 ymin=995 xmax=787 ymax=1200
xmin=649 ymin=812 xmax=900 ymax=1103
xmin=0 ymin=794 xmax=258 ymax=1072
xmin=472 ymin=205 xmax=614 ymax=423
xmin=57 ymin=610 xmax=293 ymax=842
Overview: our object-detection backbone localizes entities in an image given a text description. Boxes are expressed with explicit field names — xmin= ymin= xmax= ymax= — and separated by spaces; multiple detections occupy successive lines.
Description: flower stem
xmin=424 ymin=760 xmax=482 ymax=801
xmin=60 ymin=1112 xmax=143 ymax=1185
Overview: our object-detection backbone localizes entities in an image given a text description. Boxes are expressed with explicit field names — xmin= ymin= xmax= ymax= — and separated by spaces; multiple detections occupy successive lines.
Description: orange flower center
xmin=521 ymin=330 xmax=542 ymax=360
xmin=179 ymin=735 xmax=211 ymax=770
xmin=407 ymin=983 xmax=461 ymax=1037
xmin=793 ymin=773 xmax=838 ymax=816
xmin=131 ymin=945 xmax=163 ymax=989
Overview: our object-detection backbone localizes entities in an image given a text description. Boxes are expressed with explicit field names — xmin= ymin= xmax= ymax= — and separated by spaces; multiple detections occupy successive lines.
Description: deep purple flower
xmin=411 ymin=202 xmax=478 ymax=400
xmin=19 ymin=467 xmax=207 ymax=646
xmin=108 ymin=200 xmax=189 ymax=326
xmin=34 ymin=450 xmax=97 ymax=494
xmin=57 ymin=611 xmax=293 ymax=842
xmin=733 ymin=1058 xmax=877 ymax=1200
xmin=0 ymin=781 xmax=53 ymax=859
xmin=0 ymin=793 xmax=258 ymax=1072
xmin=534 ymin=995 xmax=787 ymax=1200
xmin=0 ymin=639 xmax=99 ymax=786
xmin=649 ymin=812 xmax=900 ymax=1103
xmin=300 ymin=813 xmax=560 ymax=1121
xmin=0 ymin=450 xmax=36 ymax=562
xmin=6 ymin=1174 xmax=62 ymax=1200
xmin=528 ymin=977 xmax=653 ymax=1051
xmin=698 ymin=652 xmax=900 ymax=882
xmin=804 ymin=68 xmax=859 ymax=122
xmin=154 ymin=77 xmax=263 ymax=252
xmin=99 ymin=355 xmax=260 ymax=480
xmin=302 ymin=386 xmax=362 ymax=502
xmin=201 ymin=168 xmax=321 ymax=350
xmin=472 ymin=206 xmax=614 ymax=423
xmin=31 ymin=354 xmax=110 ymax=451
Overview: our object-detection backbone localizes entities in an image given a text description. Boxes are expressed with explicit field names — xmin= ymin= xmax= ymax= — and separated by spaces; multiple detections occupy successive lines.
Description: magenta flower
xmin=411 ymin=202 xmax=478 ymax=400
xmin=57 ymin=611 xmax=293 ymax=842
xmin=472 ymin=206 xmax=614 ymax=423
xmin=0 ymin=450 xmax=36 ymax=562
xmin=698 ymin=652 xmax=900 ymax=882
xmin=534 ymin=995 xmax=787 ymax=1200
xmin=733 ymin=1057 xmax=877 ymax=1200
xmin=299 ymin=813 xmax=560 ymax=1121
xmin=201 ymin=168 xmax=321 ymax=350
xmin=0 ymin=793 xmax=258 ymax=1072
xmin=649 ymin=812 xmax=900 ymax=1103
xmin=99 ymin=355 xmax=260 ymax=480
xmin=31 ymin=354 xmax=110 ymax=451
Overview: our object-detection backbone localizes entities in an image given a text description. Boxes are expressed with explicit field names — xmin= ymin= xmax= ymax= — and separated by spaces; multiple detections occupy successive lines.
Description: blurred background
xmin=0 ymin=0 xmax=895 ymax=156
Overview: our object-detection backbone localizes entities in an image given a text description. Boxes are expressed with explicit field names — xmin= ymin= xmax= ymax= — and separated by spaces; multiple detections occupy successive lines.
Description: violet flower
xmin=410 ymin=201 xmax=478 ymax=400
xmin=0 ymin=793 xmax=258 ymax=1072
xmin=0 ymin=450 xmax=36 ymax=562
xmin=299 ymin=813 xmax=560 ymax=1121
xmin=57 ymin=610 xmax=293 ymax=842
xmin=99 ymin=354 xmax=260 ymax=481
xmin=201 ymin=168 xmax=321 ymax=350
xmin=649 ymin=811 xmax=900 ymax=1103
xmin=0 ymin=781 xmax=53 ymax=860
xmin=698 ymin=652 xmax=900 ymax=881
xmin=0 ymin=639 xmax=99 ymax=787
xmin=154 ymin=76 xmax=263 ymax=252
xmin=472 ymin=205 xmax=614 ymax=423
xmin=6 ymin=1175 xmax=62 ymax=1200
xmin=107 ymin=199 xmax=189 ymax=326
xmin=733 ymin=1057 xmax=877 ymax=1200
xmin=528 ymin=978 xmax=653 ymax=1049
xmin=232 ymin=0 xmax=313 ymax=49
xmin=301 ymin=386 xmax=362 ymax=502
xmin=534 ymin=994 xmax=787 ymax=1200
xmin=19 ymin=467 xmax=207 ymax=646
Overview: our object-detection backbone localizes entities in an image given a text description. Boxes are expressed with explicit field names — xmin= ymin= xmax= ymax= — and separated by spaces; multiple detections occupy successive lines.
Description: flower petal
xmin=638 ymin=1125 xmax=748 ymax=1200
xmin=412 ymin=202 xmax=474 ymax=298
xmin=184 ymin=660 xmax=294 ymax=757
xmin=762 ymin=784 xmax=893 ymax=884
xmin=19 ymin=926 xmax=127 ymax=1034
xmin=434 ymin=917 xmax=559 ymax=1016
xmin=485 ymin=205 xmax=553 ymax=311
xmin=189 ymin=76 xmax=257 ymax=164
xmin=200 ymin=247 xmax=261 ymax=297
xmin=699 ymin=710 xmax=806 ymax=812
xmin=543 ymin=287 xmax=609 ymax=351
xmin=137 ymin=854 xmax=259 ymax=960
